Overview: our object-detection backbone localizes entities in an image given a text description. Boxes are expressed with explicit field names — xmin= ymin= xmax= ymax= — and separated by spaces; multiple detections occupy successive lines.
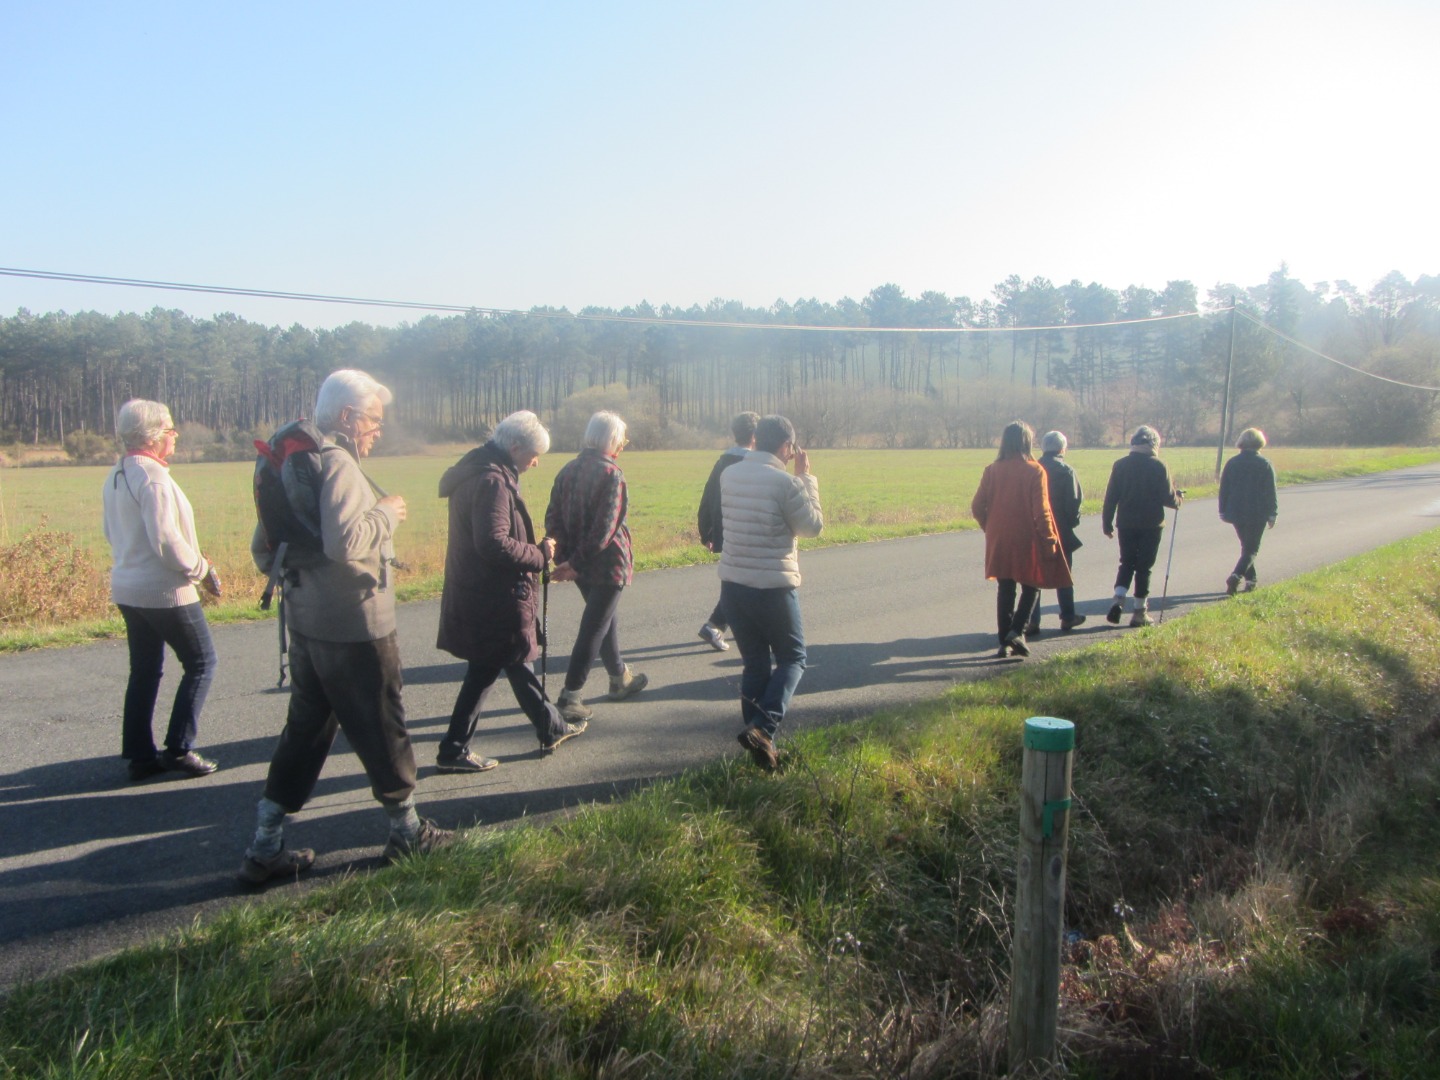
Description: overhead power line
xmin=1234 ymin=307 xmax=1440 ymax=392
xmin=0 ymin=265 xmax=1197 ymax=334
xmin=5 ymin=265 xmax=1435 ymax=391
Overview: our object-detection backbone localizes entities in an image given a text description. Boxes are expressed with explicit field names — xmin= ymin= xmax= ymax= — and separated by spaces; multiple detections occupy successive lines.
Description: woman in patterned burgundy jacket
xmin=544 ymin=411 xmax=649 ymax=720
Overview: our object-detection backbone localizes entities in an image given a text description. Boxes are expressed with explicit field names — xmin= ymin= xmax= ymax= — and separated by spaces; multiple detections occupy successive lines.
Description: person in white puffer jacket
xmin=718 ymin=414 xmax=823 ymax=770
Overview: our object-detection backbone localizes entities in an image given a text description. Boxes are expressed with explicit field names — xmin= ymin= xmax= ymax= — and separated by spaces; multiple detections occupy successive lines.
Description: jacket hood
xmin=439 ymin=441 xmax=515 ymax=499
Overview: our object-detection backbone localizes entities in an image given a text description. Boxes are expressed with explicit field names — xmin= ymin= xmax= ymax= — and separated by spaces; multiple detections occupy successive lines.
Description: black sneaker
xmin=1106 ymin=602 xmax=1123 ymax=624
xmin=238 ymin=844 xmax=315 ymax=886
xmin=1060 ymin=614 xmax=1087 ymax=631
xmin=1004 ymin=631 xmax=1030 ymax=657
xmin=435 ymin=749 xmax=499 ymax=773
xmin=128 ymin=757 xmax=166 ymax=782
xmin=160 ymin=749 xmax=219 ymax=777
xmin=1226 ymin=574 xmax=1241 ymax=596
xmin=541 ymin=720 xmax=588 ymax=753
xmin=382 ymin=818 xmax=457 ymax=863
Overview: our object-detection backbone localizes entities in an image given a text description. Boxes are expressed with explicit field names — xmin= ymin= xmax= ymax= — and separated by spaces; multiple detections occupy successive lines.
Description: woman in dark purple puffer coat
xmin=435 ymin=410 xmax=586 ymax=772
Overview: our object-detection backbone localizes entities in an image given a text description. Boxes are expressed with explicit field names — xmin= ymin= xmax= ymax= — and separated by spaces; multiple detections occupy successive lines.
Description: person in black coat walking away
xmin=1101 ymin=425 xmax=1182 ymax=627
xmin=1027 ymin=430 xmax=1085 ymax=635
xmin=434 ymin=410 xmax=586 ymax=772
xmin=1218 ymin=427 xmax=1278 ymax=595
xmin=696 ymin=411 xmax=759 ymax=651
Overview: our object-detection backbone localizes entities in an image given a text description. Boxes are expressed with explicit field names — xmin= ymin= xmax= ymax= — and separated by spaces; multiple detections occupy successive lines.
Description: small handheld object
xmin=202 ymin=567 xmax=223 ymax=598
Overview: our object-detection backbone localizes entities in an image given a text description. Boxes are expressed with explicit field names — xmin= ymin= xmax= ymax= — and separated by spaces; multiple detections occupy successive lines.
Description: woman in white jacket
xmin=102 ymin=400 xmax=221 ymax=782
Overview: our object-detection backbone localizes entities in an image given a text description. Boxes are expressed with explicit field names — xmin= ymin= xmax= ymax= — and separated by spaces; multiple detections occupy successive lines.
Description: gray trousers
xmin=263 ymin=629 xmax=417 ymax=812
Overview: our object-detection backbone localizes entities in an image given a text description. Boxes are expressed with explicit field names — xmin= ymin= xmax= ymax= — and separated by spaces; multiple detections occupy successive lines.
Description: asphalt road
xmin=2 ymin=464 xmax=1438 ymax=989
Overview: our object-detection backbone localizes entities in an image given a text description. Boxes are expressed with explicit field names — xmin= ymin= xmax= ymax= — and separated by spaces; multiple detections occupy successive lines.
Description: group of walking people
xmin=969 ymin=420 xmax=1277 ymax=657
xmin=101 ymin=372 xmax=1273 ymax=882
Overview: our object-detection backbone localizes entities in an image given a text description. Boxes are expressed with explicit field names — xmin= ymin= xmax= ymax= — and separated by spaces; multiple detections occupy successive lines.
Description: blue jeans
xmin=720 ymin=581 xmax=806 ymax=739
xmin=118 ymin=602 xmax=216 ymax=761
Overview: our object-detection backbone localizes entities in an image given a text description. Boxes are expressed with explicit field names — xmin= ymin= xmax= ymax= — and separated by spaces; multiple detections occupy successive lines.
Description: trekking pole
xmin=540 ymin=558 xmax=551 ymax=697
xmin=1157 ymin=492 xmax=1185 ymax=624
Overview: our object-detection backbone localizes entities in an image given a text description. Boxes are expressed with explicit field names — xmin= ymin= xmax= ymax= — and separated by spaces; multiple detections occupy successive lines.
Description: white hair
xmin=582 ymin=411 xmax=627 ymax=454
xmin=115 ymin=399 xmax=174 ymax=450
xmin=314 ymin=369 xmax=393 ymax=432
xmin=1041 ymin=430 xmax=1068 ymax=454
xmin=492 ymin=410 xmax=551 ymax=457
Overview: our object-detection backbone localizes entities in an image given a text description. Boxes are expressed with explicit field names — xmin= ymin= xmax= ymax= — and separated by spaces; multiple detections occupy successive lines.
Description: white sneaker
xmin=698 ymin=623 xmax=729 ymax=651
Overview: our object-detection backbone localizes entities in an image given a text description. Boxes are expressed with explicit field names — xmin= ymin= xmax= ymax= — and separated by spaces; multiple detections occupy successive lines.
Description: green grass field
xmin=1 ymin=530 xmax=1437 ymax=1077
xmin=1 ymin=445 xmax=1438 ymax=649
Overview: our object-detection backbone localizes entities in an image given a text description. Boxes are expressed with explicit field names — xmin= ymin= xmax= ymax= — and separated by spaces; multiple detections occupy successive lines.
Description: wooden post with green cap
xmin=1008 ymin=716 xmax=1075 ymax=1070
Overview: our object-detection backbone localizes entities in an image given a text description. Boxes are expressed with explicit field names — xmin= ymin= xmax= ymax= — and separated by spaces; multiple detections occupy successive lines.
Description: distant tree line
xmin=1 ymin=266 xmax=1437 ymax=457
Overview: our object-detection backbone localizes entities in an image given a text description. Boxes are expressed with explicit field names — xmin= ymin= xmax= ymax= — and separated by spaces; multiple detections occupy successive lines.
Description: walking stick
xmin=540 ymin=560 xmax=550 ymax=697
xmin=1157 ymin=492 xmax=1185 ymax=624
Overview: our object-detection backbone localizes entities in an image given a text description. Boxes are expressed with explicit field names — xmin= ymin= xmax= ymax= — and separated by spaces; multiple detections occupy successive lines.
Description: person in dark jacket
xmin=696 ymin=411 xmax=759 ymax=651
xmin=545 ymin=411 xmax=649 ymax=721
xmin=1101 ymin=425 xmax=1182 ymax=627
xmin=435 ymin=411 xmax=586 ymax=771
xmin=1218 ymin=427 xmax=1278 ymax=595
xmin=1027 ymin=430 xmax=1085 ymax=634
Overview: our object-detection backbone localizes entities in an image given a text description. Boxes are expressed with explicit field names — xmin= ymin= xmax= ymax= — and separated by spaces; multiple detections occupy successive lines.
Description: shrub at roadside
xmin=0 ymin=518 xmax=109 ymax=627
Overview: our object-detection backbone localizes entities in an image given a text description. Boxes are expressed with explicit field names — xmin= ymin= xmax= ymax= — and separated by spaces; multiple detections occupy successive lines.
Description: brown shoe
xmin=737 ymin=726 xmax=778 ymax=771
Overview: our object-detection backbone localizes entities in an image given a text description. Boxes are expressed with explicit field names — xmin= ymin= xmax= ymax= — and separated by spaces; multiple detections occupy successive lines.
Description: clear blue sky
xmin=2 ymin=0 xmax=1435 ymax=328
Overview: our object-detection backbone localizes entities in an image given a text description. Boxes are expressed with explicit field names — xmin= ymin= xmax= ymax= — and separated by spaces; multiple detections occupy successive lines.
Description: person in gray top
xmin=240 ymin=369 xmax=453 ymax=886
xmin=1218 ymin=427 xmax=1278 ymax=594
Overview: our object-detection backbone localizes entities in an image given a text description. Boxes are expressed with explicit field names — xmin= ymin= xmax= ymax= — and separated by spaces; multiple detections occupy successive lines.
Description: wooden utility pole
xmin=1008 ymin=716 xmax=1075 ymax=1071
xmin=1216 ymin=298 xmax=1237 ymax=478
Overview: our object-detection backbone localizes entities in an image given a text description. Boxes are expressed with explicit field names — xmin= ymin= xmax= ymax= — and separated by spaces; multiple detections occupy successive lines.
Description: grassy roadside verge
xmin=3 ymin=446 xmax=1437 ymax=652
xmin=3 ymin=532 xmax=1439 ymax=1077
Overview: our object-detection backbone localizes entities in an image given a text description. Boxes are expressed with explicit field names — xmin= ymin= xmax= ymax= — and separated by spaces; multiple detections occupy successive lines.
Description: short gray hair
xmin=582 ymin=411 xmax=627 ymax=454
xmin=1041 ymin=430 xmax=1067 ymax=454
xmin=754 ymin=415 xmax=796 ymax=455
xmin=115 ymin=399 xmax=174 ymax=450
xmin=492 ymin=410 xmax=551 ymax=457
xmin=314 ymin=369 xmax=394 ymax=432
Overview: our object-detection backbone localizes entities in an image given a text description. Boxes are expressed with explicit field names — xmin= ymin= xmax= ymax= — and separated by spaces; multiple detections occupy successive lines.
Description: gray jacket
xmin=252 ymin=432 xmax=400 ymax=643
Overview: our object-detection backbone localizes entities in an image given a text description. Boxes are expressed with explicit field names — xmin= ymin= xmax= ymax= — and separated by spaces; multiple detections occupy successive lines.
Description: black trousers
xmin=263 ymin=629 xmax=417 ymax=812
xmin=1115 ymin=527 xmax=1164 ymax=598
xmin=441 ymin=658 xmax=566 ymax=753
xmin=1230 ymin=520 xmax=1266 ymax=582
xmin=564 ymin=581 xmax=625 ymax=693
xmin=996 ymin=580 xmax=1040 ymax=644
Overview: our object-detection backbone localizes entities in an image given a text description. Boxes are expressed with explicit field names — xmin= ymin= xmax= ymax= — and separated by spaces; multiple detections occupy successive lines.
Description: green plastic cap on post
xmin=1023 ymin=716 xmax=1075 ymax=752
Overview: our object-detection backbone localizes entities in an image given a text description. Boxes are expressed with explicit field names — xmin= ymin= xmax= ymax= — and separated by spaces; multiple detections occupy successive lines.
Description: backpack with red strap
xmin=253 ymin=418 xmax=336 ymax=683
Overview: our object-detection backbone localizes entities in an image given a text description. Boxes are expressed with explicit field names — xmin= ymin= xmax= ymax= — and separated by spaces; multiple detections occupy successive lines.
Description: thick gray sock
xmin=248 ymin=797 xmax=287 ymax=859
xmin=385 ymin=796 xmax=421 ymax=841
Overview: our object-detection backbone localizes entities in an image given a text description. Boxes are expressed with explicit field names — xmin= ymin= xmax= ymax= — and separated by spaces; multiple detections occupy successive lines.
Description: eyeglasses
xmin=350 ymin=410 xmax=385 ymax=433
xmin=163 ymin=427 xmax=179 ymax=436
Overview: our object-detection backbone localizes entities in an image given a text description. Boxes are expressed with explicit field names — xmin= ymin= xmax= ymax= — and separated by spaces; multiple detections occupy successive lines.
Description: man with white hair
xmin=240 ymin=369 xmax=453 ymax=885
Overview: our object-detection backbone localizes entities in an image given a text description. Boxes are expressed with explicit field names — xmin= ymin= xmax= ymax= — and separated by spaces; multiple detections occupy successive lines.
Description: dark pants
xmin=707 ymin=597 xmax=728 ymax=631
xmin=263 ymin=629 xmax=417 ymax=812
xmin=441 ymin=658 xmax=567 ymax=753
xmin=118 ymin=602 xmax=216 ymax=761
xmin=1115 ymin=527 xmax=1164 ymax=598
xmin=1230 ymin=520 xmax=1266 ymax=583
xmin=996 ymin=580 xmax=1040 ymax=643
xmin=1030 ymin=545 xmax=1078 ymax=626
xmin=564 ymin=581 xmax=625 ymax=693
xmin=720 ymin=581 xmax=806 ymax=739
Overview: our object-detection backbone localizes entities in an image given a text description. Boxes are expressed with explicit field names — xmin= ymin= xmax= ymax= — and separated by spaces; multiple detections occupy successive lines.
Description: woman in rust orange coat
xmin=970 ymin=420 xmax=1073 ymax=658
